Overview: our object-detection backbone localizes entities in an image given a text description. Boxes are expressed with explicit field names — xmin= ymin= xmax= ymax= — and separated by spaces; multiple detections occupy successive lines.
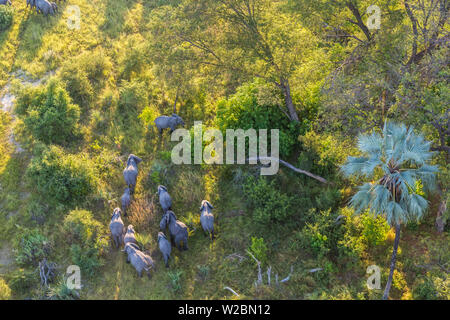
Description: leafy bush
xmin=360 ymin=212 xmax=390 ymax=246
xmin=63 ymin=210 xmax=108 ymax=250
xmin=0 ymin=5 xmax=13 ymax=32
xmin=413 ymin=276 xmax=449 ymax=300
xmin=216 ymin=81 xmax=309 ymax=158
xmin=26 ymin=146 xmax=97 ymax=206
xmin=242 ymin=175 xmax=293 ymax=225
xmin=16 ymin=79 xmax=80 ymax=145
xmin=14 ymin=229 xmax=51 ymax=265
xmin=168 ymin=270 xmax=183 ymax=292
xmin=297 ymin=209 xmax=346 ymax=259
xmin=0 ymin=278 xmax=11 ymax=300
xmin=60 ymin=50 xmax=112 ymax=109
xmin=248 ymin=237 xmax=268 ymax=266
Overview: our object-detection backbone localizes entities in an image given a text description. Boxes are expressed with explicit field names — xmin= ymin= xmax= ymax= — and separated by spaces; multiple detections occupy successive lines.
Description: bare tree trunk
xmin=383 ymin=223 xmax=401 ymax=300
xmin=281 ymin=79 xmax=299 ymax=122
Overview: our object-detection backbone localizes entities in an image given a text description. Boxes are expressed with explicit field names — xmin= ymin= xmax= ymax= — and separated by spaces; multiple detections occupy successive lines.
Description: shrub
xmin=0 ymin=278 xmax=11 ymax=300
xmin=14 ymin=229 xmax=51 ymax=265
xmin=0 ymin=5 xmax=13 ymax=32
xmin=70 ymin=244 xmax=103 ymax=278
xmin=16 ymin=79 xmax=80 ymax=145
xmin=5 ymin=268 xmax=37 ymax=293
xmin=216 ymin=81 xmax=308 ymax=158
xmin=360 ymin=212 xmax=390 ymax=246
xmin=26 ymin=146 xmax=97 ymax=206
xmin=128 ymin=197 xmax=158 ymax=234
xmin=297 ymin=131 xmax=351 ymax=180
xmin=60 ymin=50 xmax=112 ymax=109
xmin=63 ymin=210 xmax=108 ymax=250
xmin=297 ymin=209 xmax=346 ymax=259
xmin=248 ymin=237 xmax=268 ymax=266
xmin=242 ymin=175 xmax=293 ymax=225
xmin=168 ymin=270 xmax=183 ymax=292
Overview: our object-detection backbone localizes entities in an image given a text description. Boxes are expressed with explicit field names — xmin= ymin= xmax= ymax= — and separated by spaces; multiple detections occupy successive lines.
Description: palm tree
xmin=341 ymin=122 xmax=438 ymax=300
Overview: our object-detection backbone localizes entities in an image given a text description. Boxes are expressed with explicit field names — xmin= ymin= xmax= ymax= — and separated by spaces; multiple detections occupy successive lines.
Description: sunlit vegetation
xmin=0 ymin=0 xmax=448 ymax=300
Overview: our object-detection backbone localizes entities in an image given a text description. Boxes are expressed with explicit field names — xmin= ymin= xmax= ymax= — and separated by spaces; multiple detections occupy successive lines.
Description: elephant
xmin=123 ymin=225 xmax=138 ymax=247
xmin=35 ymin=0 xmax=56 ymax=15
xmin=121 ymin=187 xmax=131 ymax=217
xmin=162 ymin=210 xmax=188 ymax=251
xmin=26 ymin=0 xmax=35 ymax=8
xmin=157 ymin=232 xmax=171 ymax=268
xmin=200 ymin=200 xmax=215 ymax=240
xmin=154 ymin=114 xmax=185 ymax=134
xmin=123 ymin=154 xmax=142 ymax=194
xmin=109 ymin=208 xmax=125 ymax=249
xmin=158 ymin=185 xmax=172 ymax=213
xmin=123 ymin=242 xmax=154 ymax=278
xmin=0 ymin=0 xmax=12 ymax=5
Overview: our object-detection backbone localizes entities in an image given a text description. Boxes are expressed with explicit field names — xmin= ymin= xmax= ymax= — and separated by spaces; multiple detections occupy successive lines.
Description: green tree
xmin=341 ymin=122 xmax=438 ymax=299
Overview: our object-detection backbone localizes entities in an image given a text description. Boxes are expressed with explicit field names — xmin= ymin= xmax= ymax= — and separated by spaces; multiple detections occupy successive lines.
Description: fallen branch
xmin=224 ymin=287 xmax=240 ymax=297
xmin=247 ymin=157 xmax=328 ymax=184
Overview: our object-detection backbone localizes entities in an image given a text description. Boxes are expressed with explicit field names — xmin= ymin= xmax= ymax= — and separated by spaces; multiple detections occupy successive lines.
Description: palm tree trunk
xmin=383 ymin=223 xmax=401 ymax=300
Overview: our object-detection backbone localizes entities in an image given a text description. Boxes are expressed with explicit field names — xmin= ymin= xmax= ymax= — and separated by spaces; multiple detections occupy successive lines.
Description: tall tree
xmin=341 ymin=122 xmax=438 ymax=299
xmin=150 ymin=0 xmax=319 ymax=122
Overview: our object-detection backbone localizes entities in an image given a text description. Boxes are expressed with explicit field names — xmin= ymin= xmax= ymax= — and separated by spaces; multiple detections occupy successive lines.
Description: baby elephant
xmin=0 ymin=0 xmax=12 ymax=5
xmin=154 ymin=114 xmax=185 ymax=134
xmin=109 ymin=208 xmax=125 ymax=249
xmin=157 ymin=232 xmax=172 ymax=268
xmin=158 ymin=185 xmax=172 ymax=213
xmin=124 ymin=225 xmax=138 ymax=247
xmin=123 ymin=154 xmax=142 ymax=194
xmin=200 ymin=200 xmax=215 ymax=240
xmin=121 ymin=188 xmax=131 ymax=217
xmin=161 ymin=211 xmax=188 ymax=251
xmin=123 ymin=243 xmax=154 ymax=278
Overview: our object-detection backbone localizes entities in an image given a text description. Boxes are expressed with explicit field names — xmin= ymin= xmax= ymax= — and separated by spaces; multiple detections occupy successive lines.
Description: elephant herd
xmin=0 ymin=0 xmax=66 ymax=16
xmin=109 ymin=113 xmax=215 ymax=278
